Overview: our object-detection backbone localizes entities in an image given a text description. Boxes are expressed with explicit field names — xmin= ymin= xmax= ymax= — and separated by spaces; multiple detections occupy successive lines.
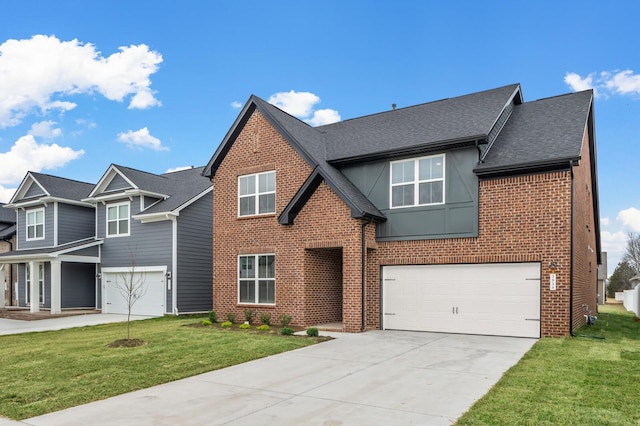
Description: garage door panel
xmin=382 ymin=263 xmax=540 ymax=338
xmin=103 ymin=270 xmax=166 ymax=317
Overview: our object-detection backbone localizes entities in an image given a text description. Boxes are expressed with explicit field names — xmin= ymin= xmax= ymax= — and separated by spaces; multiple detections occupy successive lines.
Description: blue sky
xmin=0 ymin=1 xmax=638 ymax=274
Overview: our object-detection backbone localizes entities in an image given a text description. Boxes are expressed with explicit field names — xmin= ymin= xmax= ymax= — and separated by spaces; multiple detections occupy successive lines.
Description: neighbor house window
xmin=26 ymin=208 xmax=45 ymax=240
xmin=26 ymin=263 xmax=45 ymax=305
xmin=238 ymin=254 xmax=275 ymax=304
xmin=390 ymin=154 xmax=445 ymax=208
xmin=106 ymin=202 xmax=130 ymax=237
xmin=238 ymin=171 xmax=275 ymax=216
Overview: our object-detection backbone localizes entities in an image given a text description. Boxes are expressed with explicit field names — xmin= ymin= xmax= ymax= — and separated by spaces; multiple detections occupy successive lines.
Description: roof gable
xmin=8 ymin=172 xmax=94 ymax=206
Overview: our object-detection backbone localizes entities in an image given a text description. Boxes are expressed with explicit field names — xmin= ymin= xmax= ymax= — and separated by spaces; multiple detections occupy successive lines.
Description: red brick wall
xmin=571 ymin=129 xmax=598 ymax=330
xmin=304 ymin=248 xmax=342 ymax=324
xmin=213 ymin=110 xmax=365 ymax=330
xmin=373 ymin=171 xmax=574 ymax=337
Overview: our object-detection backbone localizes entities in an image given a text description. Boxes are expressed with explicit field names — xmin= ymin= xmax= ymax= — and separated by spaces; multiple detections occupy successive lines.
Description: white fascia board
xmin=172 ymin=186 xmax=213 ymax=214
xmin=84 ymin=189 xmax=168 ymax=204
xmin=7 ymin=197 xmax=94 ymax=209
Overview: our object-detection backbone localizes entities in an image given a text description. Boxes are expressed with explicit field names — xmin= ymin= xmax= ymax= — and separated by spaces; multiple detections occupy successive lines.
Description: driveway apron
xmin=20 ymin=330 xmax=536 ymax=426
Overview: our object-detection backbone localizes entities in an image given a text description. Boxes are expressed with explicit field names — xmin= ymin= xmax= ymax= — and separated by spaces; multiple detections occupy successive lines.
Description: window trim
xmin=106 ymin=201 xmax=131 ymax=238
xmin=26 ymin=263 xmax=45 ymax=306
xmin=237 ymin=171 xmax=276 ymax=217
xmin=389 ymin=154 xmax=446 ymax=209
xmin=237 ymin=253 xmax=276 ymax=305
xmin=26 ymin=207 xmax=45 ymax=241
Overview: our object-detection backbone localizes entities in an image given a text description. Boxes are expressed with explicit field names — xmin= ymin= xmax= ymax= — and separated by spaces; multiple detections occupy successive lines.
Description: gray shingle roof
xmin=140 ymin=166 xmax=211 ymax=214
xmin=0 ymin=203 xmax=16 ymax=224
xmin=111 ymin=164 xmax=171 ymax=194
xmin=320 ymin=84 xmax=521 ymax=162
xmin=29 ymin=172 xmax=95 ymax=201
xmin=474 ymin=90 xmax=593 ymax=175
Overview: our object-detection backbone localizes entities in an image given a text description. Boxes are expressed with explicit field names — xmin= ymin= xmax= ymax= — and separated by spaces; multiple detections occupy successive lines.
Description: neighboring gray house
xmin=0 ymin=202 xmax=18 ymax=307
xmin=0 ymin=165 xmax=213 ymax=316
xmin=83 ymin=164 xmax=213 ymax=316
xmin=0 ymin=173 xmax=99 ymax=313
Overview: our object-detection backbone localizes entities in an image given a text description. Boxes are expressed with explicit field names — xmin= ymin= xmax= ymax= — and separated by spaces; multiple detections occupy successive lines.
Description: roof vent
xmin=392 ymin=103 xmax=396 ymax=110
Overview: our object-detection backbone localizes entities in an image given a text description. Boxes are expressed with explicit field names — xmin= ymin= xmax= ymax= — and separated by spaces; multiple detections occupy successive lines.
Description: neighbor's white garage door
xmin=103 ymin=270 xmax=166 ymax=316
xmin=382 ymin=263 xmax=540 ymax=338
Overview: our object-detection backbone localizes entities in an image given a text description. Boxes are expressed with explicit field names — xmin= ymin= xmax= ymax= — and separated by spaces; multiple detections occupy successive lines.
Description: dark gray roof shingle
xmin=29 ymin=172 xmax=94 ymax=201
xmin=140 ymin=166 xmax=211 ymax=214
xmin=0 ymin=203 xmax=16 ymax=224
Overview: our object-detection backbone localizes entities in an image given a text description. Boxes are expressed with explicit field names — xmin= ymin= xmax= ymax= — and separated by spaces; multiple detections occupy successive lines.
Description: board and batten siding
xmin=340 ymin=147 xmax=479 ymax=241
xmin=57 ymin=203 xmax=95 ymax=244
xmin=61 ymin=263 xmax=95 ymax=308
xmin=176 ymin=191 xmax=213 ymax=313
xmin=97 ymin=196 xmax=173 ymax=313
xmin=17 ymin=206 xmax=55 ymax=249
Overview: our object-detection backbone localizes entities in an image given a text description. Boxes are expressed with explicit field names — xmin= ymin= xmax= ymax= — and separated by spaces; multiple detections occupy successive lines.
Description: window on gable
xmin=106 ymin=202 xmax=130 ymax=237
xmin=238 ymin=171 xmax=276 ymax=217
xmin=26 ymin=208 xmax=44 ymax=240
xmin=238 ymin=254 xmax=275 ymax=304
xmin=390 ymin=154 xmax=445 ymax=208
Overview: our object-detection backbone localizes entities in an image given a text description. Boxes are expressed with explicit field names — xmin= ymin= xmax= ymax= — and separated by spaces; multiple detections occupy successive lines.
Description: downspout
xmin=569 ymin=161 xmax=575 ymax=337
xmin=361 ymin=217 xmax=373 ymax=332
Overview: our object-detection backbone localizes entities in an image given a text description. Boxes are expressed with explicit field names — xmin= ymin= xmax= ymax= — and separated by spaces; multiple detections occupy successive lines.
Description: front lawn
xmin=457 ymin=304 xmax=640 ymax=425
xmin=0 ymin=316 xmax=325 ymax=420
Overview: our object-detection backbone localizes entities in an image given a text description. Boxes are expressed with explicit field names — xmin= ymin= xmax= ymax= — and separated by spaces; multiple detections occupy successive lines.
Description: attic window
xmin=390 ymin=154 xmax=445 ymax=208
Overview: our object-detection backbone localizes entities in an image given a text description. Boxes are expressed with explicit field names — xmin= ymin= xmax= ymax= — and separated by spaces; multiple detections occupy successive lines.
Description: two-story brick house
xmin=0 ymin=165 xmax=213 ymax=316
xmin=203 ymin=83 xmax=600 ymax=337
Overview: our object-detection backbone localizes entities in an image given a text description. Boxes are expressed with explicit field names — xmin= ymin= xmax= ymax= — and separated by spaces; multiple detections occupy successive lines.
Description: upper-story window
xmin=26 ymin=208 xmax=45 ymax=240
xmin=107 ymin=202 xmax=130 ymax=237
xmin=390 ymin=154 xmax=445 ymax=208
xmin=238 ymin=171 xmax=276 ymax=217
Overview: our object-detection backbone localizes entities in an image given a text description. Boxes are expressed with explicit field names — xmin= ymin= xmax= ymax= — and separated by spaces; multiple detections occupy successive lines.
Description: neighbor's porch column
xmin=50 ymin=260 xmax=62 ymax=315
xmin=29 ymin=261 xmax=39 ymax=313
xmin=0 ymin=266 xmax=5 ymax=308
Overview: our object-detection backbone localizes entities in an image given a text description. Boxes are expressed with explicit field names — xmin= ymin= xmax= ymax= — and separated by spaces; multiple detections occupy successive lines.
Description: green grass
xmin=457 ymin=304 xmax=640 ymax=425
xmin=0 ymin=316 xmax=324 ymax=420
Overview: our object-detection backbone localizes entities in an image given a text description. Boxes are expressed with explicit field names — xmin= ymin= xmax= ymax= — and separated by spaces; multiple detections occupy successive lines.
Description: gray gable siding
xmin=57 ymin=203 xmax=95 ymax=245
xmin=104 ymin=173 xmax=133 ymax=193
xmin=98 ymin=196 xmax=173 ymax=313
xmin=61 ymin=263 xmax=95 ymax=308
xmin=176 ymin=191 xmax=213 ymax=313
xmin=17 ymin=206 xmax=55 ymax=249
xmin=340 ymin=147 xmax=479 ymax=241
xmin=23 ymin=182 xmax=46 ymax=199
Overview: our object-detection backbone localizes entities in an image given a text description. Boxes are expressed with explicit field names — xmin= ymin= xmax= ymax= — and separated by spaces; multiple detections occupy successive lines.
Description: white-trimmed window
xmin=26 ymin=208 xmax=45 ymax=240
xmin=390 ymin=154 xmax=445 ymax=208
xmin=238 ymin=171 xmax=276 ymax=217
xmin=238 ymin=254 xmax=275 ymax=304
xmin=106 ymin=202 xmax=130 ymax=237
xmin=26 ymin=263 xmax=45 ymax=305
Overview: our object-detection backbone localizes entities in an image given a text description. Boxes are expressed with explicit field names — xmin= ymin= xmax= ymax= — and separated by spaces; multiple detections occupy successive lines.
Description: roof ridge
xmin=28 ymin=171 xmax=94 ymax=186
xmin=526 ymin=89 xmax=593 ymax=104
xmin=112 ymin=164 xmax=169 ymax=180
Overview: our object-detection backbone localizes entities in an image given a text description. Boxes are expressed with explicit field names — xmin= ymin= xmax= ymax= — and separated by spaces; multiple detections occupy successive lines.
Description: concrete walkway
xmin=0 ymin=313 xmax=152 ymax=335
xmin=6 ymin=330 xmax=536 ymax=426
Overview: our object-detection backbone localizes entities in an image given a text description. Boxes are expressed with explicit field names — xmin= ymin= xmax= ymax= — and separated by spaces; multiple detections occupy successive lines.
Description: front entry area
xmin=382 ymin=262 xmax=541 ymax=338
xmin=102 ymin=268 xmax=166 ymax=316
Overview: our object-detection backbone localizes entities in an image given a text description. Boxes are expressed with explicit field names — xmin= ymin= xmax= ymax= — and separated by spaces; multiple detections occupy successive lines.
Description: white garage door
xmin=382 ymin=263 xmax=540 ymax=338
xmin=103 ymin=270 xmax=166 ymax=316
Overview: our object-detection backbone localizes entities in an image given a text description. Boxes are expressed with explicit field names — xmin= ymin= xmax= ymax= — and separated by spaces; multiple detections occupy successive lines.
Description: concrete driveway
xmin=11 ymin=330 xmax=536 ymax=426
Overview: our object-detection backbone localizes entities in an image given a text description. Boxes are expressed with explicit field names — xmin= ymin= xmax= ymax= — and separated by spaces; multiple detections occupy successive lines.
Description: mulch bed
xmin=0 ymin=309 xmax=99 ymax=321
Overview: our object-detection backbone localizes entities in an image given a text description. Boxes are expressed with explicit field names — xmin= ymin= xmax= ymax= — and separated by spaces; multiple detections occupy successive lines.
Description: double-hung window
xmin=390 ymin=154 xmax=445 ymax=208
xmin=238 ymin=254 xmax=275 ymax=304
xmin=106 ymin=202 xmax=130 ymax=237
xmin=238 ymin=171 xmax=275 ymax=216
xmin=26 ymin=208 xmax=44 ymax=240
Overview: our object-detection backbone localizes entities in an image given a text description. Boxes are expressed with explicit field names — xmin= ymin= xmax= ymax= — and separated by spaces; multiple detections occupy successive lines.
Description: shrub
xmin=306 ymin=327 xmax=319 ymax=337
xmin=260 ymin=313 xmax=272 ymax=326
xmin=201 ymin=319 xmax=212 ymax=326
xmin=239 ymin=323 xmax=251 ymax=329
xmin=279 ymin=313 xmax=292 ymax=328
xmin=221 ymin=321 xmax=232 ymax=328
xmin=208 ymin=310 xmax=217 ymax=323
xmin=257 ymin=324 xmax=270 ymax=331
xmin=244 ymin=309 xmax=254 ymax=324
xmin=226 ymin=312 xmax=236 ymax=323
xmin=281 ymin=327 xmax=294 ymax=336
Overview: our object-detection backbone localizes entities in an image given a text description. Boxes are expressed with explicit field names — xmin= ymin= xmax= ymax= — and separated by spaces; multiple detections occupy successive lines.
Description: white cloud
xmin=0 ymin=35 xmax=163 ymax=128
xmin=165 ymin=166 xmax=193 ymax=173
xmin=28 ymin=120 xmax=62 ymax=139
xmin=617 ymin=207 xmax=640 ymax=232
xmin=0 ymin=135 xmax=84 ymax=185
xmin=0 ymin=185 xmax=17 ymax=203
xmin=117 ymin=127 xmax=168 ymax=151
xmin=231 ymin=101 xmax=242 ymax=109
xmin=306 ymin=108 xmax=341 ymax=126
xmin=267 ymin=90 xmax=341 ymax=126
xmin=601 ymin=217 xmax=610 ymax=227
xmin=565 ymin=69 xmax=640 ymax=98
